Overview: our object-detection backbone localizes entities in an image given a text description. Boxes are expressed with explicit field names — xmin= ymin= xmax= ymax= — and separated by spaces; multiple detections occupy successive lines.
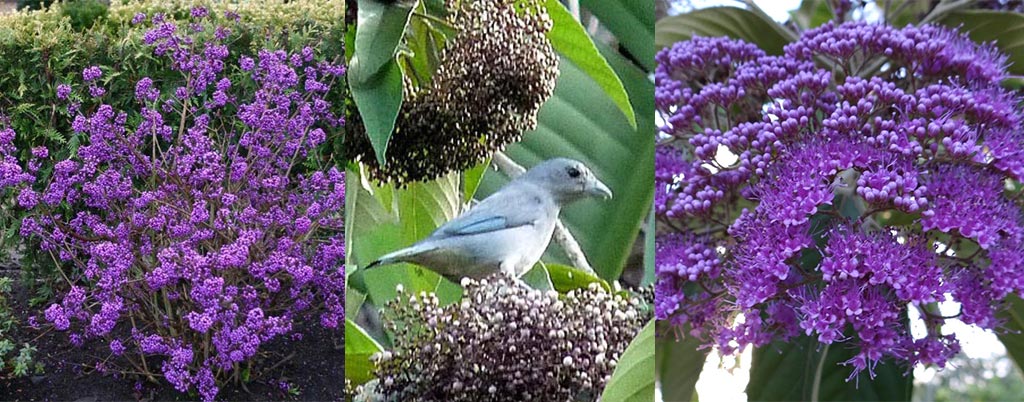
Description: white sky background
xmin=657 ymin=1 xmax=1009 ymax=401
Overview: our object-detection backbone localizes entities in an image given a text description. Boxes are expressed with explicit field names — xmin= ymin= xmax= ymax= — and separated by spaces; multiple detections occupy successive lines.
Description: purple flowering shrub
xmin=655 ymin=21 xmax=1024 ymax=379
xmin=0 ymin=9 xmax=345 ymax=400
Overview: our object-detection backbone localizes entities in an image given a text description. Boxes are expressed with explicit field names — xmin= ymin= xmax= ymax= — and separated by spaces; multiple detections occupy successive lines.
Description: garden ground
xmin=0 ymin=268 xmax=344 ymax=401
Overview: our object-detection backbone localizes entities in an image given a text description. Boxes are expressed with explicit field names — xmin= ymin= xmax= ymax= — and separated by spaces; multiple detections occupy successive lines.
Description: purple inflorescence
xmin=655 ymin=21 xmax=1024 ymax=380
xmin=0 ymin=11 xmax=345 ymax=402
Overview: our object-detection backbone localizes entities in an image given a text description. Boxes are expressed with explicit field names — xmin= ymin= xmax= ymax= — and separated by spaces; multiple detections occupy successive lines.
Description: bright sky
xmin=658 ymin=1 xmax=1008 ymax=401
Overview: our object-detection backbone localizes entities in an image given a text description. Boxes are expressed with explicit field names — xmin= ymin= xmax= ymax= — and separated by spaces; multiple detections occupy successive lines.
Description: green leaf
xmin=349 ymin=168 xmax=463 ymax=306
xmin=655 ymin=7 xmax=791 ymax=55
xmin=601 ymin=319 xmax=655 ymax=402
xmin=579 ymin=0 xmax=655 ymax=71
xmin=350 ymin=0 xmax=415 ymax=81
xmin=521 ymin=262 xmax=554 ymax=291
xmin=462 ymin=158 xmax=490 ymax=204
xmin=939 ymin=10 xmax=1024 ymax=75
xmin=546 ymin=263 xmax=609 ymax=293
xmin=349 ymin=0 xmax=415 ymax=165
xmin=477 ymin=45 xmax=653 ymax=281
xmin=887 ymin=1 xmax=931 ymax=28
xmin=545 ymin=0 xmax=635 ymax=129
xmin=791 ymin=0 xmax=834 ymax=30
xmin=345 ymin=319 xmax=384 ymax=387
xmin=349 ymin=59 xmax=404 ymax=166
xmin=997 ymin=295 xmax=1024 ymax=373
xmin=346 ymin=285 xmax=366 ymax=319
xmin=1003 ymin=77 xmax=1024 ymax=90
xmin=747 ymin=335 xmax=913 ymax=401
xmin=656 ymin=323 xmax=707 ymax=402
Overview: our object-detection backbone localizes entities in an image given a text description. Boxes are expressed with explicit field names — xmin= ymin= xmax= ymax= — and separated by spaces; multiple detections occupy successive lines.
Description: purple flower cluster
xmin=656 ymin=21 xmax=1024 ymax=379
xmin=0 ymin=9 xmax=345 ymax=401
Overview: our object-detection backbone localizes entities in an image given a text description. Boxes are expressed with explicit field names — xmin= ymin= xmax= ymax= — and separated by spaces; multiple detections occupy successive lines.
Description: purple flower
xmin=1 ymin=12 xmax=347 ymax=401
xmin=110 ymin=339 xmax=125 ymax=356
xmin=135 ymin=77 xmax=159 ymax=102
xmin=190 ymin=6 xmax=209 ymax=19
xmin=31 ymin=146 xmax=48 ymax=159
xmin=656 ymin=21 xmax=1024 ymax=379
xmin=82 ymin=66 xmax=102 ymax=82
xmin=131 ymin=12 xmax=146 ymax=25
xmin=239 ymin=56 xmax=254 ymax=71
xmin=17 ymin=189 xmax=39 ymax=208
xmin=44 ymin=304 xmax=70 ymax=330
xmin=88 ymin=85 xmax=105 ymax=98
xmin=56 ymin=84 xmax=72 ymax=100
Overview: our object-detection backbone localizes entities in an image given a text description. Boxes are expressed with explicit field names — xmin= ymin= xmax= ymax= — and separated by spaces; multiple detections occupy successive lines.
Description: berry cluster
xmin=362 ymin=275 xmax=646 ymax=401
xmin=348 ymin=0 xmax=559 ymax=184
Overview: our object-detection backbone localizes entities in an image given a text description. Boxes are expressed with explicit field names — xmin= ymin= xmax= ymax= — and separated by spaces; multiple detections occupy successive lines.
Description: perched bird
xmin=364 ymin=158 xmax=613 ymax=283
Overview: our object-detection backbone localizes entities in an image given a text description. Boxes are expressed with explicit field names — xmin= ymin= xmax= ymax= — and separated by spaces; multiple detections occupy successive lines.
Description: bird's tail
xmin=363 ymin=244 xmax=435 ymax=270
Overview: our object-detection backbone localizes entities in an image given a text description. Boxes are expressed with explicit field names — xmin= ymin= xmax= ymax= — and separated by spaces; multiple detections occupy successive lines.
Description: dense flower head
xmin=359 ymin=275 xmax=647 ymax=402
xmin=0 ymin=11 xmax=345 ymax=402
xmin=82 ymin=66 xmax=102 ymax=82
xmin=346 ymin=0 xmax=558 ymax=185
xmin=654 ymin=232 xmax=719 ymax=321
xmin=655 ymin=21 xmax=1024 ymax=380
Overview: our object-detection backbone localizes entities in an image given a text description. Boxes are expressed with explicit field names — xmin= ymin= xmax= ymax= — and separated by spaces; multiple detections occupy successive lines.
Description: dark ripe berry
xmin=345 ymin=0 xmax=559 ymax=185
xmin=356 ymin=274 xmax=648 ymax=401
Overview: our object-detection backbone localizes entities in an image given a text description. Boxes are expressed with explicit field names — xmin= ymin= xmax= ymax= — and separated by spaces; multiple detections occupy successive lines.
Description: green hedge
xmin=0 ymin=0 xmax=345 ymax=306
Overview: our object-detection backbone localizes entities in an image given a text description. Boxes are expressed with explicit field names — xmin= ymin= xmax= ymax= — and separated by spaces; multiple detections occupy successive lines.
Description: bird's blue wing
xmin=440 ymin=214 xmax=510 ymax=236
xmin=433 ymin=186 xmax=547 ymax=238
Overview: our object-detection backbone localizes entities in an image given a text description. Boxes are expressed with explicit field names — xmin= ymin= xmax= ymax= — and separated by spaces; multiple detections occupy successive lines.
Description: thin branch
xmin=567 ymin=0 xmax=580 ymax=21
xmin=920 ymin=0 xmax=975 ymax=25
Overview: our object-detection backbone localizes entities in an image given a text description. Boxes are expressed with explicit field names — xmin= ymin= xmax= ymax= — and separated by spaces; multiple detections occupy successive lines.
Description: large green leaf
xmin=579 ymin=0 xmax=655 ymax=71
xmin=655 ymin=7 xmax=791 ymax=55
xmin=477 ymin=45 xmax=653 ymax=282
xmin=791 ymin=0 xmax=834 ymax=30
xmin=345 ymin=319 xmax=384 ymax=387
xmin=746 ymin=335 xmax=913 ymax=401
xmin=601 ymin=319 xmax=655 ymax=402
xmin=656 ymin=324 xmax=707 ymax=402
xmin=521 ymin=262 xmax=554 ymax=291
xmin=939 ymin=10 xmax=1024 ymax=75
xmin=350 ymin=0 xmax=415 ymax=81
xmin=997 ymin=295 xmax=1024 ymax=373
xmin=349 ymin=167 xmax=464 ymax=306
xmin=547 ymin=263 xmax=609 ymax=293
xmin=546 ymin=0 xmax=636 ymax=129
xmin=462 ymin=158 xmax=490 ymax=204
xmin=349 ymin=0 xmax=415 ymax=165
xmin=346 ymin=285 xmax=366 ymax=320
xmin=349 ymin=60 xmax=404 ymax=166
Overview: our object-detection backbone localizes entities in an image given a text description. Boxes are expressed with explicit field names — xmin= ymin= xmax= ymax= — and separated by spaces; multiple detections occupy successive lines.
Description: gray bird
xmin=364 ymin=158 xmax=613 ymax=283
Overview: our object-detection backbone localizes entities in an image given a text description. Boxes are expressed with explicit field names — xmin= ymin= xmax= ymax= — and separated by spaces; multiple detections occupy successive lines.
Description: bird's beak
xmin=587 ymin=179 xmax=613 ymax=200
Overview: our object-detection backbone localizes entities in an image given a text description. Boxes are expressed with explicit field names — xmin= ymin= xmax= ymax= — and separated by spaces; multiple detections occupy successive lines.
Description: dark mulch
xmin=0 ymin=269 xmax=344 ymax=402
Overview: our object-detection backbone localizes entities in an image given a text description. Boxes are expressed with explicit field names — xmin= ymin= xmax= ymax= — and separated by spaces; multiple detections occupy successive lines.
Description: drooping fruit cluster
xmin=656 ymin=21 xmax=1024 ymax=379
xmin=348 ymin=0 xmax=559 ymax=184
xmin=362 ymin=275 xmax=645 ymax=401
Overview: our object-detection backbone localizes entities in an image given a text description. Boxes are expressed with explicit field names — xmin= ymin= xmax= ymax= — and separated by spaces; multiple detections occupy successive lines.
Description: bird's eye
xmin=567 ymin=167 xmax=581 ymax=178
